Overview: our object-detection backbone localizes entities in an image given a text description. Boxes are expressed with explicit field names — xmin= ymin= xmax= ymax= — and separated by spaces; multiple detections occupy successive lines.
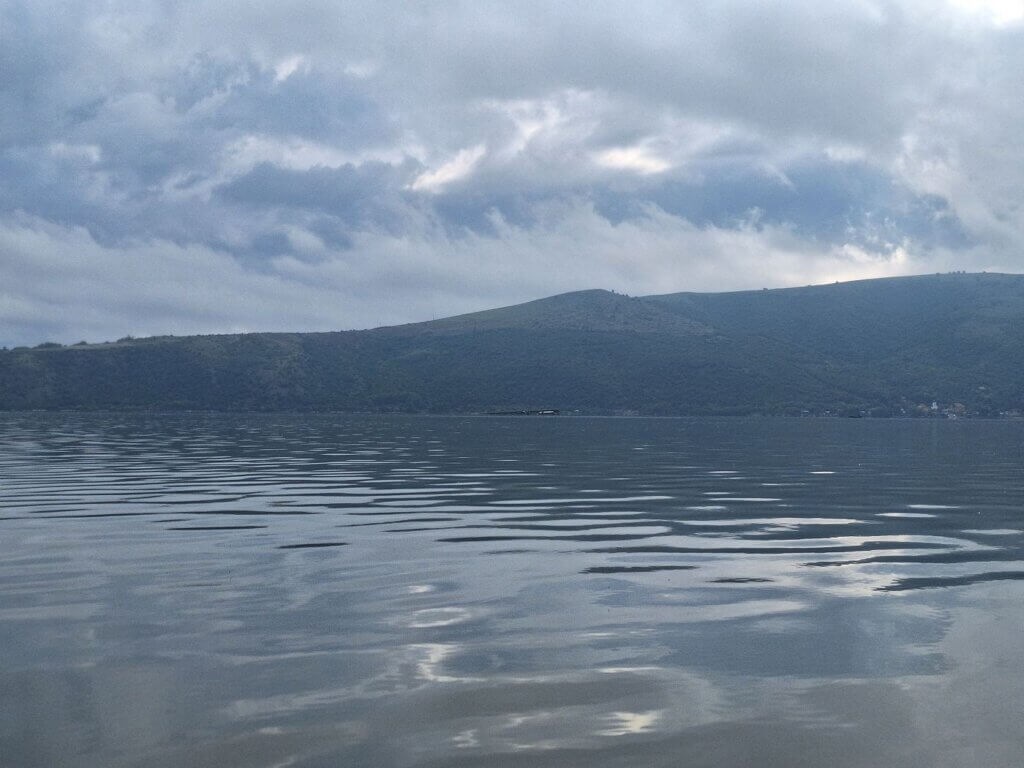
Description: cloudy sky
xmin=2 ymin=0 xmax=1024 ymax=345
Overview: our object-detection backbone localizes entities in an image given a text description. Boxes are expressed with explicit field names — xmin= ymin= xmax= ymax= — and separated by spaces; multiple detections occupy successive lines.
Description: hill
xmin=2 ymin=272 xmax=1023 ymax=415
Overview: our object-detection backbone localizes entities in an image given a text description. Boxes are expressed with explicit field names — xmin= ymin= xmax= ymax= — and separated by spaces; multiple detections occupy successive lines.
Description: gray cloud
xmin=1 ymin=0 xmax=1022 ymax=345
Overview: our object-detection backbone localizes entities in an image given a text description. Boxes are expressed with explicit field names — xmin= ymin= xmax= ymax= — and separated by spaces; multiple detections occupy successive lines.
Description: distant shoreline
xmin=4 ymin=273 xmax=1024 ymax=416
xmin=1 ymin=408 xmax=1021 ymax=421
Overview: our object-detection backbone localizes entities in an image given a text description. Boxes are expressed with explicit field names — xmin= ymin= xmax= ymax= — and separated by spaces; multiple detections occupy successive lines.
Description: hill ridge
xmin=3 ymin=272 xmax=1024 ymax=416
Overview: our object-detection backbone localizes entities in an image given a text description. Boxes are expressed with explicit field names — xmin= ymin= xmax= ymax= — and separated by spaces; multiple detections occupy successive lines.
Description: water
xmin=2 ymin=413 xmax=1024 ymax=767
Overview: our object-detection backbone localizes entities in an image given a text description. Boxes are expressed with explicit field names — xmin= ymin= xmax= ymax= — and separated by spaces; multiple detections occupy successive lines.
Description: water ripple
xmin=4 ymin=413 xmax=1024 ymax=766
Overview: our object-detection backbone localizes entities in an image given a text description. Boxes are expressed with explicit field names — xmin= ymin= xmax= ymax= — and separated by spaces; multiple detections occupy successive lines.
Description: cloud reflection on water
xmin=2 ymin=414 xmax=1024 ymax=766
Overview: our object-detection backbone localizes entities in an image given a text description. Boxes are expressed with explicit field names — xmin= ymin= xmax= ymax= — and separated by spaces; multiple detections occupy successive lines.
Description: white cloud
xmin=0 ymin=215 xmax=347 ymax=343
xmin=272 ymin=54 xmax=309 ymax=83
xmin=824 ymin=144 xmax=868 ymax=163
xmin=0 ymin=203 xmax=925 ymax=346
xmin=342 ymin=60 xmax=378 ymax=79
xmin=224 ymin=134 xmax=411 ymax=175
xmin=410 ymin=144 xmax=487 ymax=192
xmin=47 ymin=143 xmax=102 ymax=164
xmin=948 ymin=0 xmax=1024 ymax=25
xmin=593 ymin=144 xmax=672 ymax=175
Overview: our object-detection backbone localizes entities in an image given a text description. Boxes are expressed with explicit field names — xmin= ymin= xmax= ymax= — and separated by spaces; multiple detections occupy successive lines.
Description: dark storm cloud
xmin=602 ymin=158 xmax=974 ymax=250
xmin=217 ymin=162 xmax=413 ymax=225
xmin=1 ymin=0 xmax=1022 ymax=345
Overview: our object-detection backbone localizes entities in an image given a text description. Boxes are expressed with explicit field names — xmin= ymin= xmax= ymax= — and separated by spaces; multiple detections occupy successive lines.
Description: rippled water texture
xmin=2 ymin=413 xmax=1024 ymax=767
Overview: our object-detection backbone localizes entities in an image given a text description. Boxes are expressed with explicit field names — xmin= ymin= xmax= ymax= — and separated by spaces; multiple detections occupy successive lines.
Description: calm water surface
xmin=2 ymin=413 xmax=1024 ymax=767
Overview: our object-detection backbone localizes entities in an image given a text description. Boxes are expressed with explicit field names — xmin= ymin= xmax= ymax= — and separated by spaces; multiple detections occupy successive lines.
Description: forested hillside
xmin=3 ymin=273 xmax=1023 ymax=415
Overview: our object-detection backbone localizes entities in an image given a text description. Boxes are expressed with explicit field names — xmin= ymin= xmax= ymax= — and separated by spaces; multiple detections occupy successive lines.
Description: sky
xmin=2 ymin=0 xmax=1024 ymax=346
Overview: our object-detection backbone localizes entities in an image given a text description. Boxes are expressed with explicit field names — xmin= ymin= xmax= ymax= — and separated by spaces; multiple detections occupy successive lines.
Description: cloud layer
xmin=2 ymin=0 xmax=1023 ymax=345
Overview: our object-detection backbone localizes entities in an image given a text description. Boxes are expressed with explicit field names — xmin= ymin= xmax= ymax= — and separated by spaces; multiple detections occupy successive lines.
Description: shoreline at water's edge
xmin=0 ymin=407 xmax=1021 ymax=421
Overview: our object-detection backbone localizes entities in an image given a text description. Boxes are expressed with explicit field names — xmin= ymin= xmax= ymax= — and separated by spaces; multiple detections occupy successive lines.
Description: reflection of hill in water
xmin=4 ymin=272 xmax=1024 ymax=414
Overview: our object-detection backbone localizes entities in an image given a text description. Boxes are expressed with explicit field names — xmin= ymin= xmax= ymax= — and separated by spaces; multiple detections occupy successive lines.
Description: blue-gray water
xmin=2 ymin=413 xmax=1024 ymax=767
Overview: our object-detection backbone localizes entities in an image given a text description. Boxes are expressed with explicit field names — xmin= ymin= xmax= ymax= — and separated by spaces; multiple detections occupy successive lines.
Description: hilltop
xmin=2 ymin=272 xmax=1023 ymax=415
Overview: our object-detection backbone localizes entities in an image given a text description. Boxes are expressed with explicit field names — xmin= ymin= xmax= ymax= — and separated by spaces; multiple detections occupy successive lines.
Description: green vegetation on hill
xmin=3 ymin=272 xmax=1024 ymax=415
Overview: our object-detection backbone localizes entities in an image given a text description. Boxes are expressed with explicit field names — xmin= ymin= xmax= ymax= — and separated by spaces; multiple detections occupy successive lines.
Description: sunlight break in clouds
xmin=411 ymin=145 xmax=487 ymax=192
xmin=594 ymin=145 xmax=672 ymax=175
xmin=948 ymin=0 xmax=1024 ymax=25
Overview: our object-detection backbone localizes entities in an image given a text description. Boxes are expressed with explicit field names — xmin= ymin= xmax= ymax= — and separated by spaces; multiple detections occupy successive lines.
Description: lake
xmin=2 ymin=413 xmax=1023 ymax=767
